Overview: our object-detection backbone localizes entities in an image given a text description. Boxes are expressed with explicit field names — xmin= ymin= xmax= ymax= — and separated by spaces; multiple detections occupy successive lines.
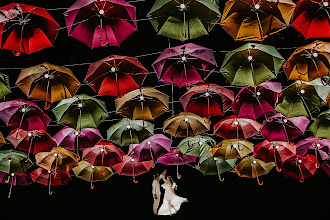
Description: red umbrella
xmin=0 ymin=3 xmax=59 ymax=55
xmin=320 ymin=160 xmax=330 ymax=176
xmin=0 ymin=171 xmax=32 ymax=198
xmin=84 ymin=55 xmax=147 ymax=97
xmin=179 ymin=83 xmax=234 ymax=118
xmin=280 ymin=154 xmax=319 ymax=182
xmin=213 ymin=115 xmax=261 ymax=139
xmin=82 ymin=142 xmax=125 ymax=168
xmin=111 ymin=154 xmax=153 ymax=183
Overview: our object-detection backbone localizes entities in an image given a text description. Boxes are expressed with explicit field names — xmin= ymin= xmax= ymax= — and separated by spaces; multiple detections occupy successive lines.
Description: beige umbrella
xmin=211 ymin=139 xmax=253 ymax=160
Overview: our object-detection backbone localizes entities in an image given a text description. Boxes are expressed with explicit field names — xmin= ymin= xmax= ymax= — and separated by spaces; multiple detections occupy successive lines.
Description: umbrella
xmin=128 ymin=134 xmax=172 ymax=161
xmin=35 ymin=147 xmax=79 ymax=172
xmin=0 ymin=99 xmax=51 ymax=130
xmin=320 ymin=160 xmax=330 ymax=176
xmin=260 ymin=113 xmax=310 ymax=141
xmin=296 ymin=136 xmax=330 ymax=161
xmin=220 ymin=0 xmax=296 ymax=41
xmin=0 ymin=72 xmax=11 ymax=100
xmin=220 ymin=43 xmax=285 ymax=87
xmin=0 ymin=132 xmax=5 ymax=147
xmin=280 ymin=154 xmax=319 ymax=182
xmin=30 ymin=167 xmax=71 ymax=195
xmin=152 ymin=43 xmax=217 ymax=88
xmin=85 ymin=55 xmax=148 ymax=97
xmin=115 ymin=87 xmax=169 ymax=121
xmin=82 ymin=142 xmax=125 ymax=167
xmin=64 ymin=0 xmax=137 ymax=48
xmin=283 ymin=41 xmax=330 ymax=82
xmin=163 ymin=112 xmax=211 ymax=137
xmin=157 ymin=149 xmax=196 ymax=178
xmin=180 ymin=83 xmax=234 ymax=118
xmin=254 ymin=139 xmax=296 ymax=171
xmin=0 ymin=3 xmax=60 ymax=55
xmin=234 ymin=155 xmax=275 ymax=185
xmin=53 ymin=126 xmax=103 ymax=153
xmin=16 ymin=62 xmax=80 ymax=110
xmin=211 ymin=139 xmax=254 ymax=160
xmin=52 ymin=94 xmax=108 ymax=130
xmin=176 ymin=135 xmax=216 ymax=157
xmin=231 ymin=81 xmax=282 ymax=120
xmin=72 ymin=160 xmax=113 ymax=189
xmin=0 ymin=149 xmax=32 ymax=174
xmin=107 ymin=118 xmax=154 ymax=146
xmin=291 ymin=0 xmax=330 ymax=39
xmin=0 ymin=171 xmax=31 ymax=198
xmin=213 ymin=115 xmax=261 ymax=139
xmin=310 ymin=110 xmax=330 ymax=139
xmin=147 ymin=0 xmax=221 ymax=41
xmin=112 ymin=154 xmax=154 ymax=183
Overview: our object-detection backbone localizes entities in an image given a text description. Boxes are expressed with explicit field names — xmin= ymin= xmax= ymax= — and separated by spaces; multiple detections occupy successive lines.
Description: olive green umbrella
xmin=147 ymin=0 xmax=221 ymax=41
xmin=0 ymin=72 xmax=11 ymax=100
xmin=52 ymin=94 xmax=108 ymax=130
xmin=176 ymin=135 xmax=216 ymax=157
xmin=0 ymin=149 xmax=32 ymax=174
xmin=310 ymin=110 xmax=330 ymax=139
xmin=107 ymin=118 xmax=154 ymax=146
xmin=220 ymin=43 xmax=285 ymax=87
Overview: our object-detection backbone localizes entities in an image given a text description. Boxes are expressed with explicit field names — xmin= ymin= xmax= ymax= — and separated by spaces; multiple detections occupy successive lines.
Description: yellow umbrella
xmin=210 ymin=139 xmax=253 ymax=160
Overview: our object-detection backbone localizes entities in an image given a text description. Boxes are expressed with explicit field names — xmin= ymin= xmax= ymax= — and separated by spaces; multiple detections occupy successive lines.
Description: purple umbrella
xmin=0 ymin=172 xmax=32 ymax=198
xmin=128 ymin=134 xmax=172 ymax=162
xmin=152 ymin=43 xmax=217 ymax=88
xmin=296 ymin=136 xmax=330 ymax=161
xmin=64 ymin=0 xmax=137 ymax=48
xmin=53 ymin=126 xmax=103 ymax=153
xmin=260 ymin=113 xmax=310 ymax=141
xmin=157 ymin=149 xmax=196 ymax=179
xmin=0 ymin=99 xmax=50 ymax=130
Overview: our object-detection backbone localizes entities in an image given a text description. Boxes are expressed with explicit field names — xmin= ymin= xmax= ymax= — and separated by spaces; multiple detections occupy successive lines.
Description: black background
xmin=0 ymin=0 xmax=329 ymax=219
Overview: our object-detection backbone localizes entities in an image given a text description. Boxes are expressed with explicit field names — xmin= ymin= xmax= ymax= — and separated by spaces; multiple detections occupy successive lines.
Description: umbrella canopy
xmin=128 ymin=134 xmax=172 ymax=161
xmin=147 ymin=0 xmax=221 ymax=41
xmin=0 ymin=3 xmax=60 ymax=55
xmin=296 ymin=136 xmax=330 ymax=161
xmin=0 ymin=99 xmax=51 ymax=131
xmin=82 ymin=142 xmax=125 ymax=167
xmin=180 ymin=83 xmax=234 ymax=118
xmin=211 ymin=139 xmax=254 ymax=160
xmin=0 ymin=72 xmax=11 ymax=100
xmin=115 ymin=87 xmax=169 ymax=120
xmin=260 ymin=113 xmax=310 ymax=141
xmin=0 ymin=132 xmax=5 ymax=147
xmin=220 ymin=43 xmax=285 ymax=87
xmin=0 ymin=171 xmax=31 ymax=198
xmin=52 ymin=94 xmax=108 ymax=130
xmin=64 ymin=0 xmax=137 ymax=48
xmin=231 ymin=81 xmax=282 ymax=120
xmin=310 ymin=110 xmax=330 ymax=139
xmin=291 ymin=0 xmax=330 ymax=39
xmin=107 ymin=118 xmax=154 ymax=146
xmin=85 ymin=55 xmax=147 ymax=97
xmin=176 ymin=135 xmax=216 ymax=157
xmin=220 ymin=0 xmax=295 ymax=41
xmin=213 ymin=115 xmax=261 ymax=139
xmin=16 ymin=63 xmax=80 ymax=109
xmin=0 ymin=149 xmax=32 ymax=174
xmin=163 ymin=112 xmax=211 ymax=137
xmin=152 ymin=43 xmax=217 ymax=88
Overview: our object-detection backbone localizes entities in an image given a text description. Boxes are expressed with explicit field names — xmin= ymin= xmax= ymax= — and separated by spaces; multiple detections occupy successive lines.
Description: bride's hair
xmin=168 ymin=176 xmax=177 ymax=190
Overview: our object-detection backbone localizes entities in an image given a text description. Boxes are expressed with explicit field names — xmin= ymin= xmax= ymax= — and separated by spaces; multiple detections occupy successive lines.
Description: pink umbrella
xmin=128 ymin=134 xmax=172 ymax=162
xmin=296 ymin=136 xmax=330 ymax=161
xmin=260 ymin=113 xmax=310 ymax=141
xmin=157 ymin=149 xmax=196 ymax=179
xmin=231 ymin=81 xmax=282 ymax=120
xmin=0 ymin=99 xmax=50 ymax=130
xmin=64 ymin=0 xmax=137 ymax=48
xmin=152 ymin=43 xmax=217 ymax=88
xmin=0 ymin=171 xmax=32 ymax=198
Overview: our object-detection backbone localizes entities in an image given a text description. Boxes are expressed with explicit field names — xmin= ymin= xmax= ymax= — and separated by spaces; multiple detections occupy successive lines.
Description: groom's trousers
xmin=153 ymin=193 xmax=161 ymax=214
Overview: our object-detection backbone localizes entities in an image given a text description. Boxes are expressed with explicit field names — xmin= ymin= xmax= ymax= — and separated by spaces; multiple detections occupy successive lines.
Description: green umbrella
xmin=107 ymin=118 xmax=154 ymax=146
xmin=0 ymin=149 xmax=32 ymax=174
xmin=310 ymin=110 xmax=330 ymax=139
xmin=220 ymin=43 xmax=285 ymax=87
xmin=176 ymin=135 xmax=216 ymax=157
xmin=52 ymin=94 xmax=108 ymax=130
xmin=147 ymin=0 xmax=221 ymax=41
xmin=275 ymin=80 xmax=327 ymax=118
xmin=0 ymin=72 xmax=11 ymax=100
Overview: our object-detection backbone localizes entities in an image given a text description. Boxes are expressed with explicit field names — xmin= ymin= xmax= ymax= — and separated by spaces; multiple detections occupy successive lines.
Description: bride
xmin=158 ymin=175 xmax=188 ymax=216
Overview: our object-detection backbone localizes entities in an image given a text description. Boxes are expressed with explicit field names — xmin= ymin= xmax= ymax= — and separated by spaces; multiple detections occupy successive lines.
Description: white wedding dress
xmin=158 ymin=182 xmax=187 ymax=215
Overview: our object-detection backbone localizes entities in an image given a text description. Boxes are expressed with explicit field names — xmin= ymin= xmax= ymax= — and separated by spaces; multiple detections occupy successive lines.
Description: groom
xmin=152 ymin=169 xmax=166 ymax=215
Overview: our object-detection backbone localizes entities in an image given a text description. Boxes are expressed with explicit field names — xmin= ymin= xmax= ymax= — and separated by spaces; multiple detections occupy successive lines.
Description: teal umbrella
xmin=176 ymin=135 xmax=216 ymax=157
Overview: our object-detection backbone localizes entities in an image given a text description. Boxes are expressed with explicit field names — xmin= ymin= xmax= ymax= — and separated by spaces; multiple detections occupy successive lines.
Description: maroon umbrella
xmin=320 ymin=160 xmax=330 ymax=176
xmin=0 ymin=99 xmax=50 ymax=130
xmin=0 ymin=171 xmax=32 ymax=198
xmin=296 ymin=136 xmax=330 ymax=161
xmin=231 ymin=81 xmax=282 ymax=120
xmin=260 ymin=113 xmax=310 ymax=141
xmin=180 ymin=83 xmax=234 ymax=118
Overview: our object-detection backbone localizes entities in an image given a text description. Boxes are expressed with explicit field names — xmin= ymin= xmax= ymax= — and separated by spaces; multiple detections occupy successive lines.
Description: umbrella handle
xmin=8 ymin=181 xmax=13 ymax=198
xmin=4 ymin=175 xmax=10 ymax=183
xmin=44 ymin=102 xmax=50 ymax=110
xmin=100 ymin=40 xmax=108 ymax=47
xmin=257 ymin=178 xmax=263 ymax=185
xmin=48 ymin=173 xmax=53 ymax=195
xmin=90 ymin=182 xmax=95 ymax=190
xmin=12 ymin=50 xmax=21 ymax=56
xmin=218 ymin=175 xmax=224 ymax=181
xmin=176 ymin=165 xmax=181 ymax=179
xmin=133 ymin=176 xmax=138 ymax=183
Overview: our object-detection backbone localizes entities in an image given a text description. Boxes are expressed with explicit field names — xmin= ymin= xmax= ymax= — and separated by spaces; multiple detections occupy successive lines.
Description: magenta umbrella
xmin=260 ymin=113 xmax=310 ymax=141
xmin=296 ymin=136 xmax=330 ymax=161
xmin=0 ymin=99 xmax=50 ymax=130
xmin=152 ymin=43 xmax=217 ymax=88
xmin=128 ymin=134 xmax=172 ymax=162
xmin=231 ymin=81 xmax=282 ymax=120
xmin=64 ymin=0 xmax=137 ymax=48
xmin=0 ymin=172 xmax=32 ymax=198
xmin=157 ymin=149 xmax=196 ymax=179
